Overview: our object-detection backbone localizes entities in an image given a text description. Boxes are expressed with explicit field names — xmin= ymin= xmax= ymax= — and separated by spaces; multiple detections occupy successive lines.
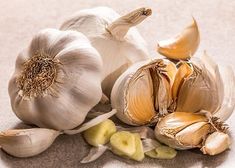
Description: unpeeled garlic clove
xmin=201 ymin=131 xmax=231 ymax=155
xmin=0 ymin=128 xmax=60 ymax=157
xmin=175 ymin=59 xmax=220 ymax=113
xmin=157 ymin=18 xmax=200 ymax=60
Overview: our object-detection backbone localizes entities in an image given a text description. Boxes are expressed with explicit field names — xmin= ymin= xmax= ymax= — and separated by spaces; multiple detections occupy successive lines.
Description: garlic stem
xmin=63 ymin=109 xmax=117 ymax=135
xmin=106 ymin=7 xmax=152 ymax=40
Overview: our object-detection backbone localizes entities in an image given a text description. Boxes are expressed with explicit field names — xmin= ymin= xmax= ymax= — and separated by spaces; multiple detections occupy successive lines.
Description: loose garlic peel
xmin=61 ymin=7 xmax=152 ymax=98
xmin=111 ymin=59 xmax=177 ymax=125
xmin=8 ymin=29 xmax=103 ymax=130
xmin=157 ymin=18 xmax=200 ymax=60
xmin=0 ymin=128 xmax=60 ymax=157
xmin=155 ymin=112 xmax=230 ymax=154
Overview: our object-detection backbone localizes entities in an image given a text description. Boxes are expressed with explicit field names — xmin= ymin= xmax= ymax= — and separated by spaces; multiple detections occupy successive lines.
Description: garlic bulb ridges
xmin=157 ymin=18 xmax=200 ymax=60
xmin=0 ymin=128 xmax=60 ymax=157
xmin=8 ymin=28 xmax=103 ymax=130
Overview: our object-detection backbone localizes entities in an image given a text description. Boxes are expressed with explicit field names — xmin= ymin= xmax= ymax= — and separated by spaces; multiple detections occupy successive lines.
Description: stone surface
xmin=0 ymin=0 xmax=234 ymax=167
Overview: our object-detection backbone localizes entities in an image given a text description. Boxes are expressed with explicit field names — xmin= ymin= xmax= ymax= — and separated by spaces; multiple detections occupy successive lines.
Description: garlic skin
xmin=111 ymin=59 xmax=177 ymax=126
xmin=8 ymin=29 xmax=103 ymax=130
xmin=0 ymin=128 xmax=60 ymax=157
xmin=60 ymin=7 xmax=151 ymax=97
xmin=201 ymin=132 xmax=231 ymax=155
xmin=157 ymin=18 xmax=200 ymax=60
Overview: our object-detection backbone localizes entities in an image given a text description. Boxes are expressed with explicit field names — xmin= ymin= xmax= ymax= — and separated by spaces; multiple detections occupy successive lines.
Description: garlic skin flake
xmin=0 ymin=128 xmax=60 ymax=157
xmin=111 ymin=59 xmax=177 ymax=126
xmin=157 ymin=18 xmax=200 ymax=60
xmin=8 ymin=29 xmax=103 ymax=130
xmin=61 ymin=7 xmax=151 ymax=97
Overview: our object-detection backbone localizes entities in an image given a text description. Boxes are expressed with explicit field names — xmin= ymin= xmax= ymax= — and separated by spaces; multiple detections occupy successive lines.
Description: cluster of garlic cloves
xmin=154 ymin=112 xmax=231 ymax=155
xmin=111 ymin=59 xmax=177 ymax=126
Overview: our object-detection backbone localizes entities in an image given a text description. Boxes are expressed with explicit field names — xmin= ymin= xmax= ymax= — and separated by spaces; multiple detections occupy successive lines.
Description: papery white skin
xmin=8 ymin=29 xmax=103 ymax=130
xmin=60 ymin=7 xmax=151 ymax=97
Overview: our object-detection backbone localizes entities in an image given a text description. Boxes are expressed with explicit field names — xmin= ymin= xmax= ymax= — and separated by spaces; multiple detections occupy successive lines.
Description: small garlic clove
xmin=201 ymin=132 xmax=231 ymax=155
xmin=0 ymin=128 xmax=60 ymax=157
xmin=157 ymin=18 xmax=200 ymax=60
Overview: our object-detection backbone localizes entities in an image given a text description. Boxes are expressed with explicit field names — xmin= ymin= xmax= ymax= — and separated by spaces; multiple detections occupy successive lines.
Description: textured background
xmin=0 ymin=0 xmax=235 ymax=167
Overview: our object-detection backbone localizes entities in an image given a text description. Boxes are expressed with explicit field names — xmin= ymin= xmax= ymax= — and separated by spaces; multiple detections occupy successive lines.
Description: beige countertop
xmin=0 ymin=0 xmax=234 ymax=167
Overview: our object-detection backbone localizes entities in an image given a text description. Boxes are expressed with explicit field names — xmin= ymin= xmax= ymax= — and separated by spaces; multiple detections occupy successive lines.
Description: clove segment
xmin=0 ymin=128 xmax=60 ymax=157
xmin=157 ymin=18 xmax=200 ymax=60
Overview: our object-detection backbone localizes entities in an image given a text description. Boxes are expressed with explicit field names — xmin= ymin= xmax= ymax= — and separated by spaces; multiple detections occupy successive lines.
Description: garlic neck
xmin=16 ymin=52 xmax=60 ymax=99
xmin=106 ymin=7 xmax=152 ymax=40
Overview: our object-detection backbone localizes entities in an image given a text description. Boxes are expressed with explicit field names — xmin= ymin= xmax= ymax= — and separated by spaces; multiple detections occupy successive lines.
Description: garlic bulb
xmin=60 ymin=7 xmax=152 ymax=97
xmin=157 ymin=18 xmax=200 ymax=60
xmin=111 ymin=59 xmax=177 ymax=126
xmin=8 ymin=28 xmax=103 ymax=130
xmin=155 ymin=112 xmax=230 ymax=155
xmin=0 ymin=128 xmax=60 ymax=157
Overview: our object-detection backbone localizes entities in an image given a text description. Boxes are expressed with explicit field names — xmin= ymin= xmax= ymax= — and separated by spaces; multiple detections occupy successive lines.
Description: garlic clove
xmin=0 ymin=128 xmax=60 ymax=157
xmin=201 ymin=132 xmax=231 ymax=155
xmin=157 ymin=18 xmax=200 ymax=60
xmin=176 ymin=60 xmax=219 ymax=113
xmin=125 ymin=68 xmax=156 ymax=125
xmin=172 ymin=62 xmax=193 ymax=101
xmin=175 ymin=122 xmax=211 ymax=148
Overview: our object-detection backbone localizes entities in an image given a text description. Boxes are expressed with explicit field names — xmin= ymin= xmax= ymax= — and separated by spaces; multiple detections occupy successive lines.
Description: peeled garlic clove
xmin=111 ymin=59 xmax=176 ymax=125
xmin=157 ymin=18 xmax=200 ymax=60
xmin=0 ymin=128 xmax=60 ymax=157
xmin=129 ymin=133 xmax=145 ymax=161
xmin=61 ymin=7 xmax=152 ymax=98
xmin=155 ymin=112 xmax=209 ymax=149
xmin=8 ymin=29 xmax=103 ymax=130
xmin=110 ymin=131 xmax=136 ymax=157
xmin=201 ymin=132 xmax=231 ymax=155
xmin=83 ymin=119 xmax=116 ymax=147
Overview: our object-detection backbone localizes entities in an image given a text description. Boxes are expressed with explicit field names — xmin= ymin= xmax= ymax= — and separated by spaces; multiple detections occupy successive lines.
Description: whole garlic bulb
xmin=60 ymin=7 xmax=152 ymax=97
xmin=8 ymin=28 xmax=103 ymax=130
xmin=111 ymin=58 xmax=177 ymax=126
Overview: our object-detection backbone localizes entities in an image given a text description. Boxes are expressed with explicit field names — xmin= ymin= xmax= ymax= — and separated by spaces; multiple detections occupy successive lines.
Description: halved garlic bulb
xmin=111 ymin=59 xmax=177 ymax=125
xmin=8 ymin=29 xmax=103 ymax=130
xmin=157 ymin=18 xmax=200 ymax=60
xmin=155 ymin=112 xmax=230 ymax=155
xmin=0 ymin=128 xmax=60 ymax=157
